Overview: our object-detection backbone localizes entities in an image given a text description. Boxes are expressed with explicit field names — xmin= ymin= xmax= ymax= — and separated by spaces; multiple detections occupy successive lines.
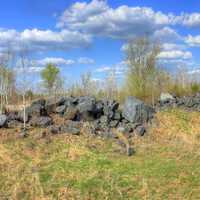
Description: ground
xmin=0 ymin=108 xmax=200 ymax=200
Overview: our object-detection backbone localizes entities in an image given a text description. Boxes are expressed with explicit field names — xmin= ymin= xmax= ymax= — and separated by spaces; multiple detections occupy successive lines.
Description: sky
xmin=0 ymin=0 xmax=200 ymax=88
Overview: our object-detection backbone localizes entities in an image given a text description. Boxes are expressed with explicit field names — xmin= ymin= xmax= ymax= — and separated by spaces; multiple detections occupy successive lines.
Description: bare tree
xmin=105 ymin=69 xmax=118 ymax=99
xmin=0 ymin=49 xmax=15 ymax=113
xmin=125 ymin=36 xmax=161 ymax=103
xmin=17 ymin=47 xmax=32 ymax=130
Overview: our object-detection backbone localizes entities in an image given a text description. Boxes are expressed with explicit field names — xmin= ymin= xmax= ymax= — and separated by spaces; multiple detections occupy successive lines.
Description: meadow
xmin=0 ymin=108 xmax=200 ymax=200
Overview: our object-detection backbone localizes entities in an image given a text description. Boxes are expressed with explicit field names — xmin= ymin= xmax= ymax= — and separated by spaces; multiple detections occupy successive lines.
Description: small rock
xmin=49 ymin=125 xmax=61 ymax=135
xmin=126 ymin=146 xmax=134 ymax=156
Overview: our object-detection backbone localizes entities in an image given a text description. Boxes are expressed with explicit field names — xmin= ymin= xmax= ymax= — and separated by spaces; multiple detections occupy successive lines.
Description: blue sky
xmin=0 ymin=0 xmax=200 ymax=87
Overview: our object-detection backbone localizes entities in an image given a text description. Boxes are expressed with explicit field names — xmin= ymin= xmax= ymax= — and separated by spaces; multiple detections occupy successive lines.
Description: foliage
xmin=124 ymin=37 xmax=164 ymax=103
xmin=41 ymin=63 xmax=60 ymax=94
xmin=190 ymin=82 xmax=200 ymax=94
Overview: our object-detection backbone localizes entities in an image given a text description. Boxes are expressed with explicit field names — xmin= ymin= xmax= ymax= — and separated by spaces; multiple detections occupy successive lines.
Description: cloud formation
xmin=185 ymin=35 xmax=200 ymax=47
xmin=0 ymin=28 xmax=91 ymax=53
xmin=57 ymin=0 xmax=174 ymax=40
xmin=78 ymin=57 xmax=95 ymax=64
xmin=37 ymin=57 xmax=75 ymax=66
xmin=57 ymin=0 xmax=200 ymax=42
xmin=158 ymin=50 xmax=192 ymax=60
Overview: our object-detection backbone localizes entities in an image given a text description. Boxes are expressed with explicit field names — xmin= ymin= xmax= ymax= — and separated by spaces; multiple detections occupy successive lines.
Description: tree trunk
xmin=23 ymin=94 xmax=26 ymax=129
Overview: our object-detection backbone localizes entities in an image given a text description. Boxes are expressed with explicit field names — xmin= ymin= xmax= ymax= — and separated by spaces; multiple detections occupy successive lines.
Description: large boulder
xmin=27 ymin=104 xmax=47 ymax=117
xmin=160 ymin=93 xmax=174 ymax=102
xmin=0 ymin=114 xmax=8 ymax=128
xmin=64 ymin=96 xmax=78 ymax=107
xmin=45 ymin=97 xmax=66 ymax=114
xmin=122 ymin=97 xmax=154 ymax=123
xmin=64 ymin=106 xmax=79 ymax=120
xmin=77 ymin=96 xmax=97 ymax=121
xmin=31 ymin=99 xmax=46 ymax=107
xmin=56 ymin=105 xmax=67 ymax=115
xmin=7 ymin=111 xmax=20 ymax=121
xmin=30 ymin=116 xmax=53 ymax=127
xmin=159 ymin=93 xmax=176 ymax=108
xmin=103 ymin=99 xmax=119 ymax=118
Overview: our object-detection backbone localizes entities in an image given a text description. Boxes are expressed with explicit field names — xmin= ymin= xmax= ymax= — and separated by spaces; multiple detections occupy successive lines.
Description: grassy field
xmin=0 ymin=108 xmax=200 ymax=200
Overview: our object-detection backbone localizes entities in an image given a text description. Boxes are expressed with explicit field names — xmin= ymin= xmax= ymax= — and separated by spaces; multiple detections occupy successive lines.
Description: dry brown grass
xmin=153 ymin=108 xmax=200 ymax=146
xmin=0 ymin=108 xmax=200 ymax=199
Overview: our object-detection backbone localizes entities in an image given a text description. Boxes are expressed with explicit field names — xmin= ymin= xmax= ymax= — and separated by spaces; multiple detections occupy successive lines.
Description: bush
xmin=191 ymin=82 xmax=199 ymax=94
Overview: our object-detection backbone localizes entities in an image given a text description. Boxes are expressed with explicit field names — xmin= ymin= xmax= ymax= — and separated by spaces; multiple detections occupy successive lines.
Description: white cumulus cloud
xmin=185 ymin=35 xmax=200 ymax=47
xmin=78 ymin=57 xmax=95 ymax=64
xmin=158 ymin=50 xmax=192 ymax=60
xmin=57 ymin=0 xmax=174 ymax=40
xmin=37 ymin=57 xmax=75 ymax=66
xmin=0 ymin=28 xmax=92 ymax=53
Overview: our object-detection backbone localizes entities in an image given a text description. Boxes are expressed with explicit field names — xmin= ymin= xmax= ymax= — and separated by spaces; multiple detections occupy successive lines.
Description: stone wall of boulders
xmin=0 ymin=96 xmax=155 ymax=138
xmin=157 ymin=93 xmax=200 ymax=111
xmin=1 ymin=93 xmax=200 ymax=155
xmin=1 ymin=93 xmax=200 ymax=135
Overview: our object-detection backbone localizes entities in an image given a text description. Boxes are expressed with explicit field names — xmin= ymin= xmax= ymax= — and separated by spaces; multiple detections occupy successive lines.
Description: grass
xmin=0 ymin=108 xmax=200 ymax=199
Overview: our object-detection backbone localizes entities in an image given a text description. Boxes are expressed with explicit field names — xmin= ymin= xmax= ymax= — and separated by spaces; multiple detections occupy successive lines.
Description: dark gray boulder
xmin=48 ymin=125 xmax=61 ymax=135
xmin=91 ymin=100 xmax=104 ymax=119
xmin=64 ymin=106 xmax=79 ymax=120
xmin=103 ymin=99 xmax=119 ymax=117
xmin=7 ymin=111 xmax=20 ymax=121
xmin=103 ymin=99 xmax=119 ymax=111
xmin=27 ymin=103 xmax=47 ymax=117
xmin=60 ymin=121 xmax=82 ymax=135
xmin=45 ymin=97 xmax=66 ymax=113
xmin=55 ymin=105 xmax=67 ymax=115
xmin=0 ymin=114 xmax=8 ymax=128
xmin=122 ymin=97 xmax=154 ymax=123
xmin=31 ymin=99 xmax=46 ymax=107
xmin=64 ymin=96 xmax=78 ymax=106
xmin=30 ymin=116 xmax=53 ymax=127
xmin=77 ymin=96 xmax=97 ymax=121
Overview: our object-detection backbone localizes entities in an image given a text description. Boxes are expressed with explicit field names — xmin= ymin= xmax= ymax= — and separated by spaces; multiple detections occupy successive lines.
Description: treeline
xmin=0 ymin=37 xmax=199 ymax=113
